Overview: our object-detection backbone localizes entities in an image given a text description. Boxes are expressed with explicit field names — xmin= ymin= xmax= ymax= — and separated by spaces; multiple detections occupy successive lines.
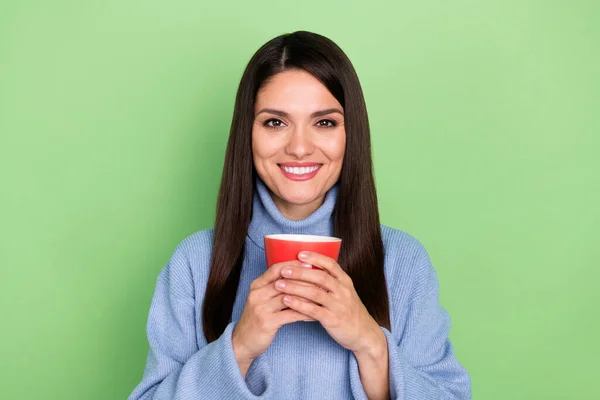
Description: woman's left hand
xmin=274 ymin=251 xmax=386 ymax=354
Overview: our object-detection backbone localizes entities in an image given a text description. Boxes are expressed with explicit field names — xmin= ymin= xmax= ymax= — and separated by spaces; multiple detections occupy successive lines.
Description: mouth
xmin=278 ymin=163 xmax=323 ymax=181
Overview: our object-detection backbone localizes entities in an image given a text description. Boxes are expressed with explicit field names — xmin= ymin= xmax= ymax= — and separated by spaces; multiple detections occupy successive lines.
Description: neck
xmin=271 ymin=194 xmax=325 ymax=221
xmin=247 ymin=178 xmax=338 ymax=249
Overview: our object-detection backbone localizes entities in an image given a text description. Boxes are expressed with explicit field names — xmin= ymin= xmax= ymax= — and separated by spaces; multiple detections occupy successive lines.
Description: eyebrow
xmin=255 ymin=108 xmax=344 ymax=118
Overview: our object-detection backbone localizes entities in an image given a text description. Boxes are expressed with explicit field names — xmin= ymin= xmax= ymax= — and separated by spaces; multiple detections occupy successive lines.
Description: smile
xmin=281 ymin=165 xmax=320 ymax=175
xmin=278 ymin=163 xmax=323 ymax=181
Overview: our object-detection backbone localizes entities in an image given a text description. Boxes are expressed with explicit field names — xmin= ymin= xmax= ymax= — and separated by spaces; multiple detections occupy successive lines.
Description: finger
xmin=252 ymin=280 xmax=318 ymax=304
xmin=260 ymin=292 xmax=315 ymax=315
xmin=261 ymin=293 xmax=297 ymax=313
xmin=280 ymin=267 xmax=339 ymax=293
xmin=275 ymin=279 xmax=331 ymax=307
xmin=250 ymin=282 xmax=281 ymax=303
xmin=251 ymin=260 xmax=304 ymax=289
xmin=274 ymin=309 xmax=315 ymax=327
xmin=283 ymin=278 xmax=313 ymax=287
xmin=282 ymin=295 xmax=328 ymax=322
xmin=297 ymin=251 xmax=345 ymax=280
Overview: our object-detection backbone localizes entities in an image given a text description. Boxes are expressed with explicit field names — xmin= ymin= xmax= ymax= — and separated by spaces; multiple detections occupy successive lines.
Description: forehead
xmin=255 ymin=70 xmax=342 ymax=111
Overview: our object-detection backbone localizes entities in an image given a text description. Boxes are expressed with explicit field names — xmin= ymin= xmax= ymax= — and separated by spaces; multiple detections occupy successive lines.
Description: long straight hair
xmin=202 ymin=31 xmax=390 ymax=342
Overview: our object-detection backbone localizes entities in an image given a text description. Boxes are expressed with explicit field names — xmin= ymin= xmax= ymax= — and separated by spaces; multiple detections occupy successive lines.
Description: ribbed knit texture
xmin=129 ymin=180 xmax=471 ymax=399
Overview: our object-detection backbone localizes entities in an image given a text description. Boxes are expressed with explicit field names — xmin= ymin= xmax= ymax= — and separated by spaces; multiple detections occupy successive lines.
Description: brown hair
xmin=202 ymin=31 xmax=390 ymax=342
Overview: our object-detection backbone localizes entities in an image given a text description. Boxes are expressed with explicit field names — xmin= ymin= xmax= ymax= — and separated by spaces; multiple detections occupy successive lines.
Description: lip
xmin=278 ymin=163 xmax=323 ymax=182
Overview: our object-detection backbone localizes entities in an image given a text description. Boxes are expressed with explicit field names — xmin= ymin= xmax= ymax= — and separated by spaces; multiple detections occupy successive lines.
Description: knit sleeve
xmin=128 ymin=241 xmax=273 ymax=399
xmin=348 ymin=244 xmax=471 ymax=399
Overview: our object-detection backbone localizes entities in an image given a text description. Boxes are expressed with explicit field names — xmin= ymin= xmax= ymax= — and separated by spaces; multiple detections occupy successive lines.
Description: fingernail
xmin=275 ymin=280 xmax=286 ymax=289
xmin=298 ymin=252 xmax=309 ymax=260
xmin=281 ymin=268 xmax=292 ymax=277
xmin=301 ymin=263 xmax=312 ymax=268
xmin=283 ymin=296 xmax=293 ymax=304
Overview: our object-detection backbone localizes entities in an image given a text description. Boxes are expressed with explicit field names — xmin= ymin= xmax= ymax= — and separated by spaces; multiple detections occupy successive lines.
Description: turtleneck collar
xmin=247 ymin=178 xmax=338 ymax=249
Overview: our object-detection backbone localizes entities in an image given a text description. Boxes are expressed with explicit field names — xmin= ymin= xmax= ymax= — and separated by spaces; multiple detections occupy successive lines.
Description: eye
xmin=264 ymin=118 xmax=286 ymax=129
xmin=316 ymin=119 xmax=337 ymax=128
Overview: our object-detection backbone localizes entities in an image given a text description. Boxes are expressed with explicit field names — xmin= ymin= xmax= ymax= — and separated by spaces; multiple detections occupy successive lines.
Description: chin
xmin=276 ymin=185 xmax=323 ymax=206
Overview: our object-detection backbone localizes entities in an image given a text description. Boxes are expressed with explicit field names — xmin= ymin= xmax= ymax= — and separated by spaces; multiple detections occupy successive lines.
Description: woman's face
xmin=252 ymin=69 xmax=346 ymax=220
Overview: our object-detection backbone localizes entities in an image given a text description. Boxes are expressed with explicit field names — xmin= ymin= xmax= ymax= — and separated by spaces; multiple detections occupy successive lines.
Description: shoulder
xmin=158 ymin=228 xmax=214 ymax=297
xmin=380 ymin=224 xmax=438 ymax=301
xmin=380 ymin=224 xmax=429 ymax=267
xmin=173 ymin=228 xmax=215 ymax=260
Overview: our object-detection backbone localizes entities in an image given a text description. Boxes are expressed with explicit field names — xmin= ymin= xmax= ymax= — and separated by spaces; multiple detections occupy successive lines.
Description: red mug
xmin=264 ymin=234 xmax=342 ymax=267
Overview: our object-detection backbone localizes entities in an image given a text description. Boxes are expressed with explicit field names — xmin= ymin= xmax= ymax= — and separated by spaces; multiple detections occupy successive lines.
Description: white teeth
xmin=282 ymin=165 xmax=320 ymax=175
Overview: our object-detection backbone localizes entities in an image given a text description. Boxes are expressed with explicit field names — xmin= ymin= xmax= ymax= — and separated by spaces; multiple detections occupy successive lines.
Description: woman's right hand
xmin=232 ymin=260 xmax=314 ymax=377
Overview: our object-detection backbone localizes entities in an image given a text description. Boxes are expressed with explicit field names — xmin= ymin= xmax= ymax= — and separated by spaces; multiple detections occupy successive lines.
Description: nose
xmin=284 ymin=126 xmax=314 ymax=159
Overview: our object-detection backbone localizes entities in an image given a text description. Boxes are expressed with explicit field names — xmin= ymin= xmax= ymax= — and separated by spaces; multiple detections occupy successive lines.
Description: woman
xmin=129 ymin=31 xmax=471 ymax=399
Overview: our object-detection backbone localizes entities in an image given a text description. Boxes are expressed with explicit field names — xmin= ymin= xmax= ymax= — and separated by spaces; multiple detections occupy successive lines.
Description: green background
xmin=1 ymin=1 xmax=598 ymax=398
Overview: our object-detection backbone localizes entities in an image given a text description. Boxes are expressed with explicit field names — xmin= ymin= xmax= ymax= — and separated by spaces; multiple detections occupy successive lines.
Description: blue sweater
xmin=129 ymin=180 xmax=471 ymax=399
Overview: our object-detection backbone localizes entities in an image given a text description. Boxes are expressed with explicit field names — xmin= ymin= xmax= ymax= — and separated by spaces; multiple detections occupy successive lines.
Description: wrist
xmin=353 ymin=325 xmax=388 ymax=361
xmin=232 ymin=329 xmax=254 ymax=369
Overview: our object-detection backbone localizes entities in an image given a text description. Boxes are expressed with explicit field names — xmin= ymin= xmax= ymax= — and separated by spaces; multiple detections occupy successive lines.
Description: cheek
xmin=324 ymin=132 xmax=346 ymax=165
xmin=251 ymin=131 xmax=267 ymax=162
xmin=252 ymin=130 xmax=280 ymax=166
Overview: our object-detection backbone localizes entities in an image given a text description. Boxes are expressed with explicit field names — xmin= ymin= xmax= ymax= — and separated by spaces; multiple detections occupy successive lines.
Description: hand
xmin=232 ymin=260 xmax=314 ymax=376
xmin=274 ymin=251 xmax=384 ymax=355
